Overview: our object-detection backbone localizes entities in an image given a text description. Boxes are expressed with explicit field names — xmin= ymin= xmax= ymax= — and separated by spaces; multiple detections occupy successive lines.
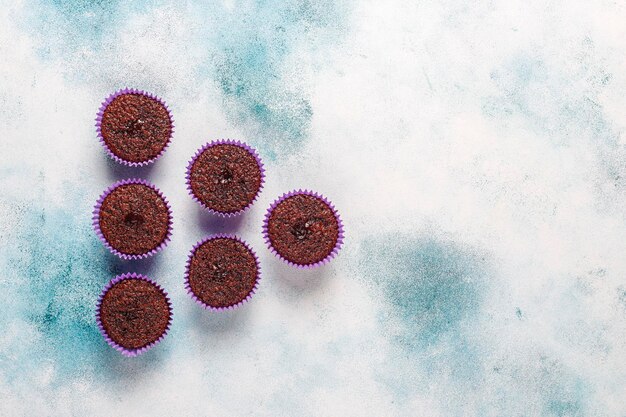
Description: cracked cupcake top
xmin=186 ymin=236 xmax=259 ymax=309
xmin=97 ymin=182 xmax=171 ymax=257
xmin=265 ymin=192 xmax=342 ymax=267
xmin=187 ymin=141 xmax=263 ymax=215
xmin=98 ymin=277 xmax=171 ymax=351
xmin=99 ymin=91 xmax=172 ymax=164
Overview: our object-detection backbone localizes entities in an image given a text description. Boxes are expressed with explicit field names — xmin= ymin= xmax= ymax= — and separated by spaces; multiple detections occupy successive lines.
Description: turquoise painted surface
xmin=361 ymin=235 xmax=486 ymax=347
xmin=24 ymin=0 xmax=347 ymax=159
xmin=360 ymin=235 xmax=593 ymax=415
xmin=0 ymin=178 xmax=107 ymax=381
xmin=1 ymin=0 xmax=625 ymax=415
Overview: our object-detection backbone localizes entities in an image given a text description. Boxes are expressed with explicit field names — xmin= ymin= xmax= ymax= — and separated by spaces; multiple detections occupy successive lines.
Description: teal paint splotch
xmin=535 ymin=357 xmax=588 ymax=417
xmin=481 ymin=353 xmax=590 ymax=416
xmin=359 ymin=235 xmax=596 ymax=414
xmin=481 ymin=41 xmax=623 ymax=188
xmin=206 ymin=0 xmax=348 ymax=159
xmin=482 ymin=39 xmax=615 ymax=145
xmin=533 ymin=356 xmax=588 ymax=417
xmin=0 ymin=185 xmax=115 ymax=386
xmin=618 ymin=287 xmax=626 ymax=312
xmin=25 ymin=0 xmax=121 ymax=59
xmin=481 ymin=43 xmax=626 ymax=201
xmin=22 ymin=0 xmax=349 ymax=159
xmin=361 ymin=235 xmax=488 ymax=348
xmin=359 ymin=234 xmax=490 ymax=407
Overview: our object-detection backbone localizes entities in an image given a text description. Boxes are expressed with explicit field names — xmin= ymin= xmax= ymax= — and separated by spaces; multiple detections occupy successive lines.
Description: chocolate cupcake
xmin=93 ymin=179 xmax=172 ymax=259
xmin=263 ymin=190 xmax=344 ymax=268
xmin=186 ymin=140 xmax=264 ymax=216
xmin=185 ymin=235 xmax=260 ymax=310
xmin=96 ymin=89 xmax=173 ymax=166
xmin=96 ymin=273 xmax=172 ymax=356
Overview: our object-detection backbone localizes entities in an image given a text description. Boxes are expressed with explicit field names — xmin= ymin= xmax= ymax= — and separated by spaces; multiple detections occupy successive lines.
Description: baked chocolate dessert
xmin=97 ymin=89 xmax=172 ymax=165
xmin=264 ymin=191 xmax=343 ymax=267
xmin=94 ymin=179 xmax=172 ymax=259
xmin=186 ymin=235 xmax=260 ymax=309
xmin=187 ymin=140 xmax=264 ymax=215
xmin=97 ymin=274 xmax=172 ymax=355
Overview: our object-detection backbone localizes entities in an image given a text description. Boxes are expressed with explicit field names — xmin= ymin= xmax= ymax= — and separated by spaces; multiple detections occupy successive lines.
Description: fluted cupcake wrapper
xmin=184 ymin=234 xmax=261 ymax=311
xmin=96 ymin=88 xmax=174 ymax=167
xmin=96 ymin=273 xmax=173 ymax=357
xmin=185 ymin=139 xmax=265 ymax=217
xmin=93 ymin=178 xmax=173 ymax=260
xmin=263 ymin=190 xmax=345 ymax=269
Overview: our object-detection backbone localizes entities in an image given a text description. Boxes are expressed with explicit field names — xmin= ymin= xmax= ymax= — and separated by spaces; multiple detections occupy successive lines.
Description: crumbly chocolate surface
xmin=99 ymin=279 xmax=171 ymax=350
xmin=99 ymin=184 xmax=170 ymax=256
xmin=100 ymin=93 xmax=172 ymax=163
xmin=267 ymin=194 xmax=339 ymax=265
xmin=188 ymin=237 xmax=258 ymax=308
xmin=189 ymin=144 xmax=262 ymax=213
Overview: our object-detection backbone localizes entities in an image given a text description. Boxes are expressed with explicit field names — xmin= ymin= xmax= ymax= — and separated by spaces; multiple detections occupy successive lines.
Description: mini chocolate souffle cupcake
xmin=96 ymin=89 xmax=173 ymax=166
xmin=263 ymin=190 xmax=344 ymax=268
xmin=185 ymin=235 xmax=260 ymax=310
xmin=96 ymin=273 xmax=172 ymax=357
xmin=93 ymin=179 xmax=172 ymax=259
xmin=186 ymin=140 xmax=264 ymax=216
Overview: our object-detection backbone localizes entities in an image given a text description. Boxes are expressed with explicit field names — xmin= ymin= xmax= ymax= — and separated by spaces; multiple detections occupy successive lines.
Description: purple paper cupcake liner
xmin=263 ymin=189 xmax=345 ymax=269
xmin=185 ymin=139 xmax=265 ymax=217
xmin=95 ymin=88 xmax=174 ymax=167
xmin=92 ymin=178 xmax=173 ymax=260
xmin=96 ymin=273 xmax=173 ymax=357
xmin=184 ymin=234 xmax=261 ymax=311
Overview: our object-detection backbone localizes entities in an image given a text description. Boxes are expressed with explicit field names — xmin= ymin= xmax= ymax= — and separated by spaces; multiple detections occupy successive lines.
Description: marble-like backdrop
xmin=0 ymin=0 xmax=625 ymax=415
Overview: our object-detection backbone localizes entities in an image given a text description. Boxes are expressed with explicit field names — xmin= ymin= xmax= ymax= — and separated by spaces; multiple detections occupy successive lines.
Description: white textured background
xmin=1 ymin=0 xmax=625 ymax=416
